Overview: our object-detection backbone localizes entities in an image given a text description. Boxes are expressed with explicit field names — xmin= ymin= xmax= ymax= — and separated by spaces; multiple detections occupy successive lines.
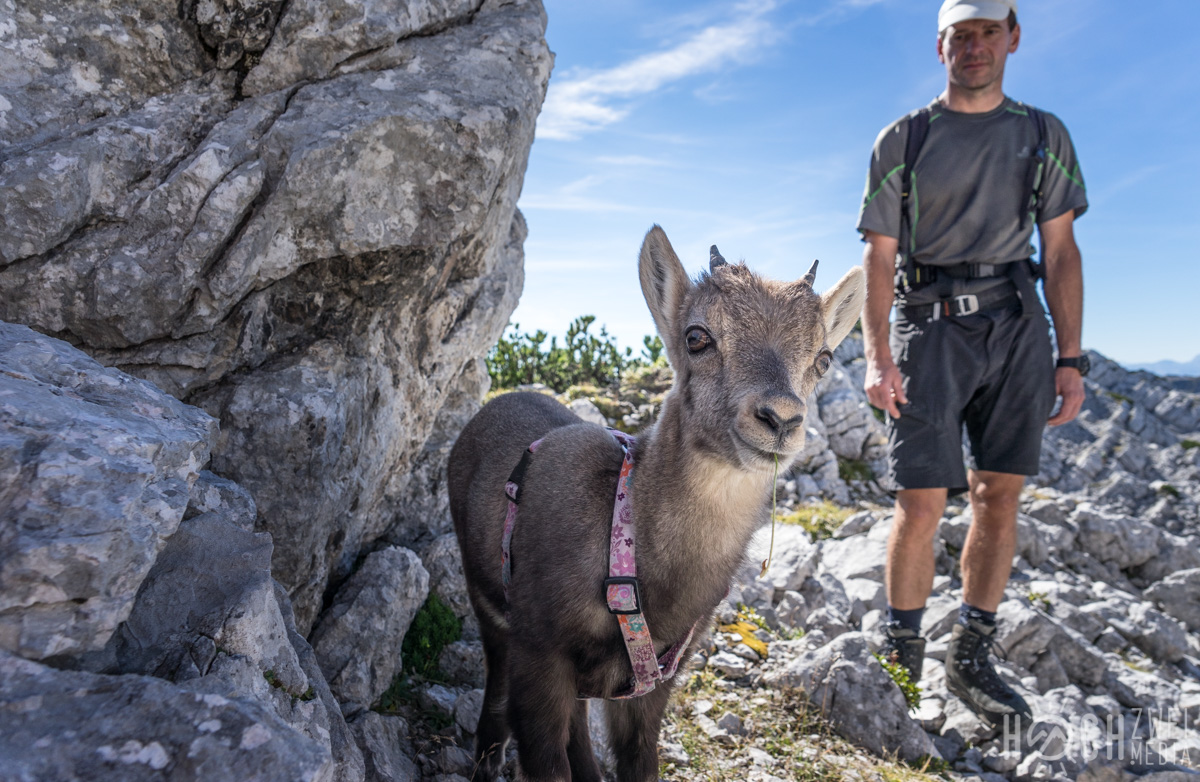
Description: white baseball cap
xmin=938 ymin=0 xmax=1017 ymax=32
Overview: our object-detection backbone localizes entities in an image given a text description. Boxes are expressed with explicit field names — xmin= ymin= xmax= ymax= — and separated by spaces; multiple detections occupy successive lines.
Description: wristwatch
xmin=1056 ymin=355 xmax=1090 ymax=377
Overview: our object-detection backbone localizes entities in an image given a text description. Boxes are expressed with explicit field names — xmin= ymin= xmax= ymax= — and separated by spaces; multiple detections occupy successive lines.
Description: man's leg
xmin=886 ymin=488 xmax=949 ymax=610
xmin=960 ymin=469 xmax=1024 ymax=611
xmin=882 ymin=487 xmax=947 ymax=681
xmin=946 ymin=469 xmax=1032 ymax=725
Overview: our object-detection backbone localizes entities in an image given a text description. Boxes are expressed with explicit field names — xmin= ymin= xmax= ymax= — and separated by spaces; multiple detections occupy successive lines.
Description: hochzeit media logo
xmin=1000 ymin=708 xmax=1194 ymax=770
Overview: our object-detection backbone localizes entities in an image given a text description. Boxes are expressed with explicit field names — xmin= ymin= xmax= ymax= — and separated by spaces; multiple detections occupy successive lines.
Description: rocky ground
xmin=397 ymin=332 xmax=1200 ymax=782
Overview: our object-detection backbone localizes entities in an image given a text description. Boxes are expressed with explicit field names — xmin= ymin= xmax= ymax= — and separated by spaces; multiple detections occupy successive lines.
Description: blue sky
xmin=512 ymin=0 xmax=1200 ymax=367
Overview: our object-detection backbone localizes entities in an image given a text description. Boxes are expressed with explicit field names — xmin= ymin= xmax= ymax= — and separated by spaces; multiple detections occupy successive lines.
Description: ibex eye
xmin=685 ymin=328 xmax=712 ymax=354
xmin=814 ymin=349 xmax=833 ymax=376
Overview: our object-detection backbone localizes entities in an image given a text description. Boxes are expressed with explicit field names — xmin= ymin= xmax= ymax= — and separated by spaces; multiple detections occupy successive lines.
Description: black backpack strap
xmin=1019 ymin=104 xmax=1049 ymax=243
xmin=896 ymin=108 xmax=932 ymax=295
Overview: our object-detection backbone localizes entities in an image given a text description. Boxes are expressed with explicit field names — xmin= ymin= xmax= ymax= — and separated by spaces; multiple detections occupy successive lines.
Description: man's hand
xmin=1048 ymin=366 xmax=1085 ymax=426
xmin=865 ymin=359 xmax=908 ymax=419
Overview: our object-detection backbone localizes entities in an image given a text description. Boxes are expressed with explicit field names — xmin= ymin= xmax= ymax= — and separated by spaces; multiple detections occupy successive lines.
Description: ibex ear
xmin=820 ymin=266 xmax=866 ymax=349
xmin=639 ymin=225 xmax=692 ymax=362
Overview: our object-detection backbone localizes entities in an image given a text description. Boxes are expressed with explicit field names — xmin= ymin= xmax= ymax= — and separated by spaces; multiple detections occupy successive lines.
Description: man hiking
xmin=857 ymin=0 xmax=1087 ymax=725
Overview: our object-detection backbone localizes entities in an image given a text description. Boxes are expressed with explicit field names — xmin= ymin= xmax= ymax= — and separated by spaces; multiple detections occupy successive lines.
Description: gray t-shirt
xmin=856 ymin=97 xmax=1087 ymax=306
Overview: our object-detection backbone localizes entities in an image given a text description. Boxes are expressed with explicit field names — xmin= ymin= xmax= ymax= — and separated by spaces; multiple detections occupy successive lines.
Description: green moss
xmin=874 ymin=654 xmax=921 ymax=711
xmin=837 ymin=458 xmax=875 ymax=483
xmin=1181 ymin=439 xmax=1200 ymax=451
xmin=401 ymin=593 xmax=462 ymax=680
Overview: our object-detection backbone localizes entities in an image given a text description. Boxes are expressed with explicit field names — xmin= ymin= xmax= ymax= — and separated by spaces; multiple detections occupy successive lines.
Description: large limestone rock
xmin=0 ymin=0 xmax=553 ymax=632
xmin=0 ymin=322 xmax=216 ymax=661
xmin=0 ymin=323 xmax=366 ymax=780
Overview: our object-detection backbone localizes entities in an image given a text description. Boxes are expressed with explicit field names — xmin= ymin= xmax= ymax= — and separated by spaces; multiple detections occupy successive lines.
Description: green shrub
xmin=874 ymin=654 xmax=921 ymax=711
xmin=401 ymin=593 xmax=462 ymax=680
xmin=1181 ymin=439 xmax=1200 ymax=451
xmin=837 ymin=458 xmax=875 ymax=483
xmin=486 ymin=317 xmax=667 ymax=393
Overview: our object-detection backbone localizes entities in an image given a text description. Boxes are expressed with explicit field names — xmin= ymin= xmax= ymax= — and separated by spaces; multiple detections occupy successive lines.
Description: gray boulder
xmin=310 ymin=547 xmax=430 ymax=716
xmin=348 ymin=712 xmax=420 ymax=782
xmin=763 ymin=632 xmax=938 ymax=763
xmin=0 ymin=322 xmax=216 ymax=662
xmin=1145 ymin=568 xmax=1200 ymax=631
xmin=0 ymin=651 xmax=331 ymax=781
xmin=111 ymin=514 xmax=307 ymax=693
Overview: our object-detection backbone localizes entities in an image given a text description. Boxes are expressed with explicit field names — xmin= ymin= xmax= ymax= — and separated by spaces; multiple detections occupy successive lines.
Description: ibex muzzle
xmin=448 ymin=226 xmax=865 ymax=782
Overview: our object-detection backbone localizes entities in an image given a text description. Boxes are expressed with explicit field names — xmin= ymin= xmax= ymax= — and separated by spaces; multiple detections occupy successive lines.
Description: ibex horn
xmin=802 ymin=259 xmax=819 ymax=287
xmin=710 ymin=245 xmax=727 ymax=272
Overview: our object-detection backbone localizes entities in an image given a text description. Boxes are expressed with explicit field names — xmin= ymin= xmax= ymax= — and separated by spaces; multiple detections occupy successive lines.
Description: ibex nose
xmin=755 ymin=404 xmax=805 ymax=437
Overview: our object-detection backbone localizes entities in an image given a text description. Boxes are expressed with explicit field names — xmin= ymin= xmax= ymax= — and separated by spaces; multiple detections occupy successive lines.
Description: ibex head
xmin=638 ymin=225 xmax=865 ymax=471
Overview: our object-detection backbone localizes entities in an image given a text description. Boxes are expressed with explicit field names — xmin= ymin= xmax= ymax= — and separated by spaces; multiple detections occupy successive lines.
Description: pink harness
xmin=501 ymin=430 xmax=695 ymax=700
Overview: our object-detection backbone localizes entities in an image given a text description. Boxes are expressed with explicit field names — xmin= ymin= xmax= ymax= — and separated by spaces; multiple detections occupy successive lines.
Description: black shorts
xmin=884 ymin=302 xmax=1056 ymax=493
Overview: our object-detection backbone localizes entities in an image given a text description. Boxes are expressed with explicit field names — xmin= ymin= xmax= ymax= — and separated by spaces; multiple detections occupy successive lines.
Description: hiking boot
xmin=880 ymin=623 xmax=926 ymax=682
xmin=945 ymin=618 xmax=1033 ymax=726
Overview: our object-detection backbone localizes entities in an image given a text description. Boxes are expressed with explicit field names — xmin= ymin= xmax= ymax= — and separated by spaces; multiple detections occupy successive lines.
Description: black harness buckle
xmin=604 ymin=576 xmax=643 ymax=615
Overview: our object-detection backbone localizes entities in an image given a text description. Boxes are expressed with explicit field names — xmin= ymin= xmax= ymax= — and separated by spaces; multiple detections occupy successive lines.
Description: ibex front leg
xmin=566 ymin=699 xmax=603 ymax=782
xmin=606 ymin=683 xmax=673 ymax=782
xmin=508 ymin=644 xmax=578 ymax=781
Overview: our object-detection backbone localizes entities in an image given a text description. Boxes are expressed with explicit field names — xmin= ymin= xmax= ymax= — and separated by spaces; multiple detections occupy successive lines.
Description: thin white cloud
xmin=536 ymin=0 xmax=782 ymax=141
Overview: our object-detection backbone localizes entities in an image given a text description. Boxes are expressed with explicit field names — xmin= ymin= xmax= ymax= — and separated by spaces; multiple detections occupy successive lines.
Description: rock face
xmin=0 ymin=326 xmax=366 ymax=781
xmin=0 ymin=0 xmax=552 ymax=632
xmin=0 ymin=322 xmax=217 ymax=662
xmin=1 ymin=0 xmax=550 ymax=778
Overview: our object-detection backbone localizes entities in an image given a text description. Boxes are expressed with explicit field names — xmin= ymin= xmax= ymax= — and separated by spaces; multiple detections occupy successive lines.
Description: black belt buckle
xmin=604 ymin=576 xmax=642 ymax=615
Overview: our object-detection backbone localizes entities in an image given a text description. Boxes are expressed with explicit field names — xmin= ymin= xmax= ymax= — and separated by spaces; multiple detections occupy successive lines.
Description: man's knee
xmin=968 ymin=471 xmax=1024 ymax=519
xmin=894 ymin=488 xmax=947 ymax=538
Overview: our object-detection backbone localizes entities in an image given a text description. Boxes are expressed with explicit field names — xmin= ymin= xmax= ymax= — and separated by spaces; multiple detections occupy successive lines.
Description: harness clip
xmin=953 ymin=294 xmax=980 ymax=316
xmin=604 ymin=577 xmax=643 ymax=615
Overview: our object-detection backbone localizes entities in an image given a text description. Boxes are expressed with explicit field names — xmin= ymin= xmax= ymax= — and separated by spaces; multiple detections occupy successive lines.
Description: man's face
xmin=937 ymin=18 xmax=1020 ymax=92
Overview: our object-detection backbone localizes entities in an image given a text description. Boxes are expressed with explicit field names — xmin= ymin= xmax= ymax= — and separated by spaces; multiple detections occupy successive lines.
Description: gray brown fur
xmin=448 ymin=226 xmax=865 ymax=782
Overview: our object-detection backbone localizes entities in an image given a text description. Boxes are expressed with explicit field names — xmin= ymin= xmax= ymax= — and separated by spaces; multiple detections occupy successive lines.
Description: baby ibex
xmin=449 ymin=225 xmax=864 ymax=781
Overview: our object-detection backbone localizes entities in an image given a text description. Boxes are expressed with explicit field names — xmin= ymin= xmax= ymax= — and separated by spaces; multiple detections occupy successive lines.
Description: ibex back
xmin=448 ymin=225 xmax=865 ymax=781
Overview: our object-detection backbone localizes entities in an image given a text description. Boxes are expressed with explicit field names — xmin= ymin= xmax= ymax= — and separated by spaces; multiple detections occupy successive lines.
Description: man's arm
xmin=861 ymin=230 xmax=908 ymax=418
xmin=1039 ymin=210 xmax=1085 ymax=426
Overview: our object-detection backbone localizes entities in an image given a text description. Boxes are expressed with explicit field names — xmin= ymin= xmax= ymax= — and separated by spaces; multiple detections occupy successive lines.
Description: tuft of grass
xmin=777 ymin=501 xmax=856 ymax=542
xmin=662 ymin=671 xmax=943 ymax=781
xmin=1104 ymin=390 xmax=1134 ymax=405
xmin=263 ymin=669 xmax=317 ymax=703
xmin=376 ymin=673 xmax=414 ymax=714
xmin=1157 ymin=483 xmax=1182 ymax=499
xmin=401 ymin=593 xmax=462 ymax=680
xmin=874 ymin=654 xmax=921 ymax=711
xmin=838 ymin=458 xmax=875 ymax=483
xmin=1026 ymin=589 xmax=1052 ymax=612
xmin=1181 ymin=439 xmax=1200 ymax=451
